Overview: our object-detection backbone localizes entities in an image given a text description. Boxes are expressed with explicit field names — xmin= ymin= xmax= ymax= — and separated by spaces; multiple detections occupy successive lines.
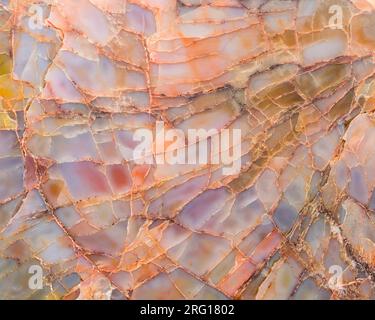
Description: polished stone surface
xmin=0 ymin=0 xmax=375 ymax=300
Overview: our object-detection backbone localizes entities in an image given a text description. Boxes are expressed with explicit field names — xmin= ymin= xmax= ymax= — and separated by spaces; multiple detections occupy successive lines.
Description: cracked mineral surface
xmin=0 ymin=0 xmax=375 ymax=300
